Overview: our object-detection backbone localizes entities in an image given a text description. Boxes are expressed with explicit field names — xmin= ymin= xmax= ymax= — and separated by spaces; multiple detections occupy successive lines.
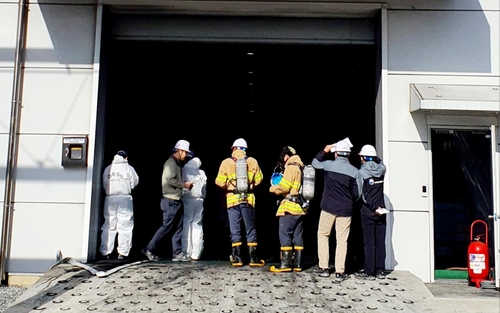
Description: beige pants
xmin=317 ymin=210 xmax=351 ymax=273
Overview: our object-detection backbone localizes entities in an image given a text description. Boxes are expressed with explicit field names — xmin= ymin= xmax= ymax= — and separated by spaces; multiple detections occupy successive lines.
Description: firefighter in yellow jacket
xmin=269 ymin=146 xmax=307 ymax=272
xmin=215 ymin=138 xmax=265 ymax=267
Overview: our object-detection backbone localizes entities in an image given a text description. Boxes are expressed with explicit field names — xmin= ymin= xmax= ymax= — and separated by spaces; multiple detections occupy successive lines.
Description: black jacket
xmin=312 ymin=151 xmax=362 ymax=217
xmin=359 ymin=159 xmax=386 ymax=219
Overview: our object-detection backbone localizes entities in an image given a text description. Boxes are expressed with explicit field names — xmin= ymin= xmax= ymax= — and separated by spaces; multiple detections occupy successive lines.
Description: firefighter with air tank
xmin=269 ymin=146 xmax=315 ymax=272
xmin=215 ymin=138 xmax=266 ymax=267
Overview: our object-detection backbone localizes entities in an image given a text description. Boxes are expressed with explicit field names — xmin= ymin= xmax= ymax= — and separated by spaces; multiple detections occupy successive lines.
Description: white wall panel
xmin=487 ymin=10 xmax=500 ymax=75
xmin=25 ymin=4 xmax=96 ymax=68
xmin=8 ymin=202 xmax=85 ymax=274
xmin=0 ymin=0 xmax=15 ymax=209
xmin=14 ymin=135 xmax=87 ymax=203
xmin=387 ymin=74 xmax=500 ymax=143
xmin=0 ymin=3 xmax=18 ymax=67
xmin=0 ymin=68 xmax=14 ymax=134
xmin=19 ymin=68 xmax=93 ymax=134
xmin=388 ymin=141 xmax=429 ymax=213
xmin=0 ymin=69 xmax=13 ymax=235
xmin=388 ymin=210 xmax=431 ymax=283
xmin=0 ymin=135 xmax=6 ymax=204
xmin=388 ymin=10 xmax=498 ymax=74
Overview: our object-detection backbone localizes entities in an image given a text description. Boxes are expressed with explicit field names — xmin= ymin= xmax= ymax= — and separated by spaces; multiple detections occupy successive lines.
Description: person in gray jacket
xmin=354 ymin=144 xmax=388 ymax=280
xmin=143 ymin=140 xmax=193 ymax=262
xmin=311 ymin=138 xmax=362 ymax=282
xmin=100 ymin=150 xmax=139 ymax=260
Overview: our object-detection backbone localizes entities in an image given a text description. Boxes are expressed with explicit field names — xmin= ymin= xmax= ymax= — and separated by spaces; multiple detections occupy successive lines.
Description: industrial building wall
xmin=1 ymin=1 xmax=99 ymax=276
xmin=1 ymin=0 xmax=499 ymax=284
xmin=0 ymin=1 xmax=18 ymax=228
xmin=385 ymin=0 xmax=500 ymax=282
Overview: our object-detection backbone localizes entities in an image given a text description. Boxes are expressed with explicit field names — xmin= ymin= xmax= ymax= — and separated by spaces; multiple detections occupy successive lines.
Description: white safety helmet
xmin=359 ymin=144 xmax=377 ymax=157
xmin=174 ymin=139 xmax=191 ymax=152
xmin=232 ymin=138 xmax=248 ymax=149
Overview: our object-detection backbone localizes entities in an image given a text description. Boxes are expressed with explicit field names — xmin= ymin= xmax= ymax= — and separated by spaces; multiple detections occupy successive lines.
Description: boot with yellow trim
xmin=248 ymin=243 xmax=265 ymax=267
xmin=292 ymin=246 xmax=303 ymax=272
xmin=270 ymin=247 xmax=293 ymax=273
xmin=230 ymin=242 xmax=243 ymax=267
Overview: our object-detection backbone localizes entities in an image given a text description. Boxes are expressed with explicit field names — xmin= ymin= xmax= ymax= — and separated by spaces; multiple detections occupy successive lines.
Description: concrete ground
xmin=5 ymin=259 xmax=499 ymax=313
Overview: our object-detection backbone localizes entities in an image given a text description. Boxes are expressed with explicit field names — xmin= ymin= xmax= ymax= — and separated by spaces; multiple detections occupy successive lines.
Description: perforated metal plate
xmin=6 ymin=261 xmax=435 ymax=312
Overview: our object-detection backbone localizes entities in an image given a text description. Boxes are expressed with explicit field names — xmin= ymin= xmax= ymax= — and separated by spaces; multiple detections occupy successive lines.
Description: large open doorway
xmin=100 ymin=40 xmax=376 ymax=267
xmin=431 ymin=129 xmax=495 ymax=279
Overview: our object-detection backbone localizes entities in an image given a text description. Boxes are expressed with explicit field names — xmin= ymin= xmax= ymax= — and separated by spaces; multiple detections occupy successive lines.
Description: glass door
xmin=431 ymin=129 xmax=494 ymax=281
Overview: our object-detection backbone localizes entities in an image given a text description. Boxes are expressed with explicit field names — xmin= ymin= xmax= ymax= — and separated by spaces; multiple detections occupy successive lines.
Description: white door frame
xmin=490 ymin=125 xmax=499 ymax=288
xmin=428 ymin=125 xmax=496 ymax=283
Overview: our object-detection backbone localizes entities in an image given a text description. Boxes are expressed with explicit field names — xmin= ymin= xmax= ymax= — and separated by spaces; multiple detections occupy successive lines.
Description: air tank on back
xmin=235 ymin=158 xmax=248 ymax=194
xmin=302 ymin=165 xmax=315 ymax=203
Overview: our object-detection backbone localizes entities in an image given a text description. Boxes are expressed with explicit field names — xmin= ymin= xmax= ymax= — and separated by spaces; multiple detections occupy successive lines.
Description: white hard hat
xmin=331 ymin=137 xmax=353 ymax=153
xmin=232 ymin=138 xmax=248 ymax=149
xmin=174 ymin=139 xmax=191 ymax=152
xmin=359 ymin=144 xmax=377 ymax=157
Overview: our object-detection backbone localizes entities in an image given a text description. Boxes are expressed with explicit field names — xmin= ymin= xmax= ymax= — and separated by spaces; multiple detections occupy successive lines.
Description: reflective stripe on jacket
xmin=269 ymin=155 xmax=306 ymax=216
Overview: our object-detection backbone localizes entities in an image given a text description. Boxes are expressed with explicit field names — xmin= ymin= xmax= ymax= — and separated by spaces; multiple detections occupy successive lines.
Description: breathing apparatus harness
xmin=283 ymin=161 xmax=305 ymax=205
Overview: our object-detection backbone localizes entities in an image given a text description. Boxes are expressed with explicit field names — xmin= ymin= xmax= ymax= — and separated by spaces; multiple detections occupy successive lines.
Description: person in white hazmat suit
xmin=100 ymin=150 xmax=139 ymax=259
xmin=181 ymin=157 xmax=207 ymax=260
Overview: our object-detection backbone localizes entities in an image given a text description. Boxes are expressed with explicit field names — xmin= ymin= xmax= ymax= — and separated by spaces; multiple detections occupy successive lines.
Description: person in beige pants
xmin=311 ymin=138 xmax=362 ymax=282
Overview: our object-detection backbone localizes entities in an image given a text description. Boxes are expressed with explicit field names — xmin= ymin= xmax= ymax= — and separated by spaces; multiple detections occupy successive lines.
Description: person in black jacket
xmin=355 ymin=144 xmax=388 ymax=280
xmin=311 ymin=138 xmax=362 ymax=282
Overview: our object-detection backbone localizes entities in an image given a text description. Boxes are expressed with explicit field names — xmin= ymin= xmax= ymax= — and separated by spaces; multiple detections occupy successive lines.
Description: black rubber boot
xmin=231 ymin=242 xmax=243 ymax=267
xmin=293 ymin=246 xmax=303 ymax=272
xmin=248 ymin=243 xmax=265 ymax=267
xmin=270 ymin=247 xmax=293 ymax=273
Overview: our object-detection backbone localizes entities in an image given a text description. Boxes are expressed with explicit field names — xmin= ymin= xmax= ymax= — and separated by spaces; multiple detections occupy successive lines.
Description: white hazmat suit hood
xmin=103 ymin=155 xmax=139 ymax=196
xmin=185 ymin=157 xmax=202 ymax=170
xmin=182 ymin=157 xmax=206 ymax=199
xmin=181 ymin=157 xmax=207 ymax=260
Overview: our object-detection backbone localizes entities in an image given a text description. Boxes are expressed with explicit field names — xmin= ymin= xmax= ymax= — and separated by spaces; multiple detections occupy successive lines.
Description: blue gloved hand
xmin=270 ymin=173 xmax=283 ymax=186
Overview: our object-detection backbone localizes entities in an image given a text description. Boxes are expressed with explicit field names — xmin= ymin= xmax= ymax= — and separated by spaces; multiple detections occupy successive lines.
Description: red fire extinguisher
xmin=467 ymin=220 xmax=490 ymax=288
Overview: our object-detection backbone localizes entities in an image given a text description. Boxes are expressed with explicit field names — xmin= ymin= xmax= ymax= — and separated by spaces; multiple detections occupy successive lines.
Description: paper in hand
xmin=376 ymin=208 xmax=389 ymax=215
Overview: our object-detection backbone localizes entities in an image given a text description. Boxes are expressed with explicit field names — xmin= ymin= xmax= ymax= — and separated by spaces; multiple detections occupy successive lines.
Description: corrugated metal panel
xmin=112 ymin=15 xmax=375 ymax=44
xmin=106 ymin=1 xmax=381 ymax=18
xmin=410 ymin=84 xmax=500 ymax=113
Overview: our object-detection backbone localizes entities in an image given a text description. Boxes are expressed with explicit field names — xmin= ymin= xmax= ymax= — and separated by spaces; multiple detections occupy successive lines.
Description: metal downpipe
xmin=1 ymin=0 xmax=29 ymax=283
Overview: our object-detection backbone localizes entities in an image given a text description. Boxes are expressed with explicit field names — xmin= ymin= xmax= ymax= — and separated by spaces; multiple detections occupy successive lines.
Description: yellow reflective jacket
xmin=269 ymin=154 xmax=306 ymax=216
xmin=215 ymin=149 xmax=263 ymax=209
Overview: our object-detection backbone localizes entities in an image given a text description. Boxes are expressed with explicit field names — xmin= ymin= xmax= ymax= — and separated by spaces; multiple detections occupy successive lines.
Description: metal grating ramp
xmin=6 ymin=261 xmax=437 ymax=312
